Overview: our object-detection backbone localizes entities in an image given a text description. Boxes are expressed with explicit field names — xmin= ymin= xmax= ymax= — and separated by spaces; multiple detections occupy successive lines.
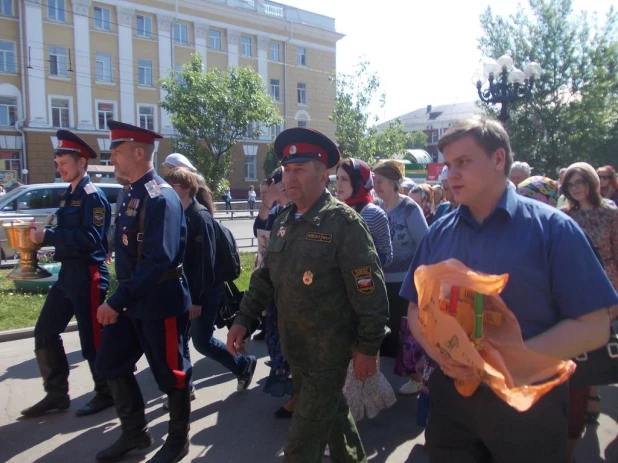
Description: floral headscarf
xmin=516 ymin=176 xmax=559 ymax=207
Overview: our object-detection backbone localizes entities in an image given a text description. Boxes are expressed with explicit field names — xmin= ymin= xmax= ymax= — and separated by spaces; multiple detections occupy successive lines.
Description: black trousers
xmin=425 ymin=369 xmax=568 ymax=463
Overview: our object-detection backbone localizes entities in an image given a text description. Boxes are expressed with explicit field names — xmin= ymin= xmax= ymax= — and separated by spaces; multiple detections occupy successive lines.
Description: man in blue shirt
xmin=400 ymin=116 xmax=617 ymax=463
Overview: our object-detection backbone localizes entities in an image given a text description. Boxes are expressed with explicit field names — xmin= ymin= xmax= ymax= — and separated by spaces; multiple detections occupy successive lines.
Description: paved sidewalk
xmin=0 ymin=329 xmax=616 ymax=462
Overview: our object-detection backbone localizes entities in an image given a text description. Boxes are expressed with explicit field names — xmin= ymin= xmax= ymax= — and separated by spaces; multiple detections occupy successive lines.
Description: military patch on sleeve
xmin=352 ymin=266 xmax=375 ymax=294
xmin=93 ymin=207 xmax=105 ymax=226
xmin=84 ymin=183 xmax=97 ymax=195
xmin=145 ymin=179 xmax=163 ymax=198
xmin=306 ymin=232 xmax=332 ymax=243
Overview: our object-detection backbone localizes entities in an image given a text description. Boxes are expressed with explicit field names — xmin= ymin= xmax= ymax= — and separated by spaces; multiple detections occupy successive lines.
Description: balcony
xmin=208 ymin=0 xmax=337 ymax=31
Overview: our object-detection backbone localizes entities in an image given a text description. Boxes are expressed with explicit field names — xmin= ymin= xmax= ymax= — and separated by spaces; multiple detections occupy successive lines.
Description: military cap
xmin=55 ymin=130 xmax=98 ymax=159
xmin=274 ymin=127 xmax=341 ymax=169
xmin=107 ymin=120 xmax=163 ymax=149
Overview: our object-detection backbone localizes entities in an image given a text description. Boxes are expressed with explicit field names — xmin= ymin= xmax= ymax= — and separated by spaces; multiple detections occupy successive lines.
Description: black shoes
xmin=21 ymin=394 xmax=70 ymax=417
xmin=274 ymin=406 xmax=294 ymax=419
xmin=96 ymin=430 xmax=154 ymax=461
xmin=237 ymin=355 xmax=257 ymax=392
xmin=21 ymin=347 xmax=70 ymax=418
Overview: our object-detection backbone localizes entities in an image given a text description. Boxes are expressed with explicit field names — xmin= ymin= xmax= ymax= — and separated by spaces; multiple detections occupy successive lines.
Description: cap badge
xmin=58 ymin=140 xmax=64 ymax=148
xmin=289 ymin=145 xmax=297 ymax=155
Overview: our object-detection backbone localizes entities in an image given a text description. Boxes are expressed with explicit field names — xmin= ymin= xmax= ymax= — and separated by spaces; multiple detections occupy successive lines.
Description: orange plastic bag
xmin=415 ymin=259 xmax=575 ymax=412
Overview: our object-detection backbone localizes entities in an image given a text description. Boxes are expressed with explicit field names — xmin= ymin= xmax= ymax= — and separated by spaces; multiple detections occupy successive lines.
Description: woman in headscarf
xmin=336 ymin=158 xmax=393 ymax=267
xmin=373 ymin=159 xmax=428 ymax=395
xmin=408 ymin=183 xmax=435 ymax=225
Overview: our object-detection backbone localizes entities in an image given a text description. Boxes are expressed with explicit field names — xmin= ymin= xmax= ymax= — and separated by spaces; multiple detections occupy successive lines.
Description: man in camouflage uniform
xmin=227 ymin=127 xmax=389 ymax=463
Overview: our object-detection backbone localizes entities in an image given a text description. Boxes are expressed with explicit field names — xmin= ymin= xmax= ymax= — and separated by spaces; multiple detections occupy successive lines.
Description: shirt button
xmin=123 ymin=308 xmax=127 ymax=312
xmin=122 ymin=203 xmax=126 ymax=206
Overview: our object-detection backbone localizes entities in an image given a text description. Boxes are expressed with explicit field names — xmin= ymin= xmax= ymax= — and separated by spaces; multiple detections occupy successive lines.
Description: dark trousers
xmin=284 ymin=366 xmax=366 ymax=463
xmin=380 ymin=281 xmax=407 ymax=358
xmin=34 ymin=264 xmax=108 ymax=360
xmin=425 ymin=369 xmax=568 ymax=463
xmin=191 ymin=285 xmax=248 ymax=377
xmin=96 ymin=313 xmax=192 ymax=394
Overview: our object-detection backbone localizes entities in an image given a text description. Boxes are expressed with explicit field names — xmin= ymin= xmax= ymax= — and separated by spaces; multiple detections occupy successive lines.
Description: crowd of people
xmin=15 ymin=116 xmax=618 ymax=463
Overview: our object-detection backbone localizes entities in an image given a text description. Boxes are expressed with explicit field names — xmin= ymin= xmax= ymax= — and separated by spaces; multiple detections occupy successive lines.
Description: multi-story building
xmin=378 ymin=102 xmax=479 ymax=159
xmin=0 ymin=0 xmax=342 ymax=194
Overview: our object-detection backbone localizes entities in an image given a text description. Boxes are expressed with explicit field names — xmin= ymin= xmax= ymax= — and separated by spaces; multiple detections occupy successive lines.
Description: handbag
xmin=570 ymin=327 xmax=618 ymax=387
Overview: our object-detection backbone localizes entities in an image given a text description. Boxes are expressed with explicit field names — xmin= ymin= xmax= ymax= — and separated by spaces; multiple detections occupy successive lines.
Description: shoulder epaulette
xmin=83 ymin=183 xmax=97 ymax=195
xmin=145 ymin=179 xmax=163 ymax=198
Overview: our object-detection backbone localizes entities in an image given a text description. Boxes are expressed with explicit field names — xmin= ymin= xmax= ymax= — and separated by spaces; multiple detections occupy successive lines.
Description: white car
xmin=0 ymin=183 xmax=122 ymax=260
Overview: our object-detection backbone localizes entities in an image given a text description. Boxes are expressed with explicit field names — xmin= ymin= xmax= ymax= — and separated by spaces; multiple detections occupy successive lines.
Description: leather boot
xmin=75 ymin=360 xmax=114 ymax=416
xmin=21 ymin=347 xmax=70 ymax=417
xmin=147 ymin=387 xmax=191 ymax=463
xmin=96 ymin=375 xmax=153 ymax=462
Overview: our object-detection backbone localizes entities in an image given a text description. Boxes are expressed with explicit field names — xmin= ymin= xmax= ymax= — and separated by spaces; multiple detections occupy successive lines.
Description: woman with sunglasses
xmin=597 ymin=165 xmax=618 ymax=204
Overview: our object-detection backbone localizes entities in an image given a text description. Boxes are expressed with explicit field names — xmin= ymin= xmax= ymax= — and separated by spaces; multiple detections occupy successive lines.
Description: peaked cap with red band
xmin=107 ymin=120 xmax=163 ymax=149
xmin=274 ymin=127 xmax=341 ymax=169
xmin=55 ymin=130 xmax=98 ymax=159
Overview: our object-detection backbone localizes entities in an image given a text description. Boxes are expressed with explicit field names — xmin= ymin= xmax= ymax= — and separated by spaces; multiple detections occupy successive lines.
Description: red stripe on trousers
xmin=88 ymin=265 xmax=102 ymax=351
xmin=164 ymin=317 xmax=186 ymax=389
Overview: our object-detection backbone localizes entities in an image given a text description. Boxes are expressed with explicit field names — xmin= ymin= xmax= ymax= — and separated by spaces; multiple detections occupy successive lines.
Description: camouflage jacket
xmin=236 ymin=191 xmax=390 ymax=369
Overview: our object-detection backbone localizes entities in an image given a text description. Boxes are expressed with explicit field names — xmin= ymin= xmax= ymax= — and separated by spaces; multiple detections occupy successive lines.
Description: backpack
xmin=185 ymin=202 xmax=240 ymax=286
xmin=215 ymin=281 xmax=260 ymax=338
xmin=213 ymin=220 xmax=241 ymax=285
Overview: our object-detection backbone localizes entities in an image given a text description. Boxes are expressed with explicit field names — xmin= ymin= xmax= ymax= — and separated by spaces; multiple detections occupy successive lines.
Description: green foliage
xmin=478 ymin=0 xmax=618 ymax=173
xmin=405 ymin=130 xmax=429 ymax=150
xmin=263 ymin=144 xmax=279 ymax=179
xmin=160 ymin=54 xmax=282 ymax=192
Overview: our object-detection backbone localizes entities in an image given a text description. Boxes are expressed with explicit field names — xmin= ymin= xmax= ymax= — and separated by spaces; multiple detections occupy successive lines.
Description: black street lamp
xmin=473 ymin=55 xmax=542 ymax=122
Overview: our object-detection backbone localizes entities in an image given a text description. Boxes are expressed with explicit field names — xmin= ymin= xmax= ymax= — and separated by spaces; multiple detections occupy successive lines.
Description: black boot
xmin=96 ymin=375 xmax=153 ymax=462
xmin=147 ymin=387 xmax=191 ymax=463
xmin=21 ymin=347 xmax=70 ymax=417
xmin=76 ymin=360 xmax=114 ymax=416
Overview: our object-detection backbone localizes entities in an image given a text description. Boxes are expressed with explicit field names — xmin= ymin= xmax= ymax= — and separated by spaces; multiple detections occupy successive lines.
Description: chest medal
xmin=122 ymin=234 xmax=128 ymax=246
xmin=277 ymin=226 xmax=287 ymax=238
xmin=303 ymin=270 xmax=313 ymax=285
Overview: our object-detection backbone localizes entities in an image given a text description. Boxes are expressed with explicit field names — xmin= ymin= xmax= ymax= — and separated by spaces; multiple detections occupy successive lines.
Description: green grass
xmin=0 ymin=252 xmax=257 ymax=332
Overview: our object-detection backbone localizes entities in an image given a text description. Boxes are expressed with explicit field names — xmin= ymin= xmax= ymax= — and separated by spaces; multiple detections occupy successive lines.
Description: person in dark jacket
xmin=24 ymin=130 xmax=112 ymax=418
xmin=166 ymin=167 xmax=257 ymax=395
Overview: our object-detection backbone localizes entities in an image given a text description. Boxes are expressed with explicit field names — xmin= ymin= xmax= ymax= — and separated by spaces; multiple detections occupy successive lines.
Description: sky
xmin=280 ymin=0 xmax=616 ymax=124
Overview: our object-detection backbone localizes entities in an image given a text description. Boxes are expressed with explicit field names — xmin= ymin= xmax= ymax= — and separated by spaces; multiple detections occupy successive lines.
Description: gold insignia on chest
xmin=303 ymin=270 xmax=313 ymax=285
xmin=122 ymin=234 xmax=128 ymax=246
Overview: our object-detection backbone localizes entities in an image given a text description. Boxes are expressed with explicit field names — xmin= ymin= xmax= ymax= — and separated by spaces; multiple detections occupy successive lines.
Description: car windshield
xmin=0 ymin=186 xmax=28 ymax=205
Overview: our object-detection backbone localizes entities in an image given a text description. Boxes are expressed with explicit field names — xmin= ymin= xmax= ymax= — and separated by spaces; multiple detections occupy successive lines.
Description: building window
xmin=174 ymin=23 xmax=189 ymax=45
xmin=94 ymin=7 xmax=111 ymax=31
xmin=136 ymin=15 xmax=152 ymax=38
xmin=269 ymin=42 xmax=280 ymax=62
xmin=244 ymin=154 xmax=256 ymax=181
xmin=269 ymin=124 xmax=282 ymax=139
xmin=49 ymin=46 xmax=68 ymax=77
xmin=297 ymin=120 xmax=307 ymax=127
xmin=48 ymin=0 xmax=65 ymax=22
xmin=0 ymin=0 xmax=14 ymax=17
xmin=0 ymin=41 xmax=16 ymax=74
xmin=0 ymin=96 xmax=17 ymax=127
xmin=51 ymin=97 xmax=71 ymax=128
xmin=241 ymin=36 xmax=252 ymax=57
xmin=138 ymin=59 xmax=153 ymax=87
xmin=95 ymin=52 xmax=112 ymax=82
xmin=431 ymin=130 xmax=439 ymax=144
xmin=297 ymin=47 xmax=306 ymax=66
xmin=209 ymin=30 xmax=222 ymax=50
xmin=96 ymin=101 xmax=115 ymax=130
xmin=270 ymin=79 xmax=280 ymax=102
xmin=297 ymin=82 xmax=307 ymax=105
xmin=1 ymin=151 xmax=20 ymax=171
xmin=138 ymin=105 xmax=155 ymax=131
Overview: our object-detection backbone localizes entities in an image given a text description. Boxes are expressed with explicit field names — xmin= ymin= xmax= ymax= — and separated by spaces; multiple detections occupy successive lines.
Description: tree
xmin=405 ymin=130 xmax=429 ymax=150
xmin=478 ymin=0 xmax=618 ymax=174
xmin=160 ymin=54 xmax=283 ymax=193
xmin=374 ymin=119 xmax=428 ymax=159
xmin=263 ymin=144 xmax=279 ymax=178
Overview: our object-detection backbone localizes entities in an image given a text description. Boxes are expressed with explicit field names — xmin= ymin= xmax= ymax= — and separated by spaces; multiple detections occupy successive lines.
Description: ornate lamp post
xmin=472 ymin=55 xmax=542 ymax=122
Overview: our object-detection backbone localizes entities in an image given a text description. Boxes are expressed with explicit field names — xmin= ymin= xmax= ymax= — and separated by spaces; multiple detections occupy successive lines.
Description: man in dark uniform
xmin=23 ymin=130 xmax=113 ymax=418
xmin=227 ymin=128 xmax=390 ymax=463
xmin=95 ymin=121 xmax=192 ymax=463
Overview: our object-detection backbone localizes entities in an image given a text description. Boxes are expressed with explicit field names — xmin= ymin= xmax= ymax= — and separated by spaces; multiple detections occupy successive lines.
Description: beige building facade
xmin=0 ymin=0 xmax=342 ymax=194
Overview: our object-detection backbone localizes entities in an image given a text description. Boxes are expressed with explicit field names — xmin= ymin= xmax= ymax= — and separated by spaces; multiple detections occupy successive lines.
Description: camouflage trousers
xmin=284 ymin=366 xmax=367 ymax=463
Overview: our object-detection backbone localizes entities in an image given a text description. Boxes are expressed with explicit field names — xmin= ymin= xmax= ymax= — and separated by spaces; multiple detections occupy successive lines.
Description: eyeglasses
xmin=599 ymin=175 xmax=614 ymax=180
xmin=566 ymin=179 xmax=587 ymax=189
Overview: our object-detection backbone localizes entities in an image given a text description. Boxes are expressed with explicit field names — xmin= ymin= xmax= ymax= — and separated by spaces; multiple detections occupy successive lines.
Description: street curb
xmin=0 ymin=321 xmax=78 ymax=343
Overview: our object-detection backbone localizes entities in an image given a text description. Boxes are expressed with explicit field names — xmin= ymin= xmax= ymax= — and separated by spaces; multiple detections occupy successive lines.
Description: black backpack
xmin=213 ymin=220 xmax=241 ymax=286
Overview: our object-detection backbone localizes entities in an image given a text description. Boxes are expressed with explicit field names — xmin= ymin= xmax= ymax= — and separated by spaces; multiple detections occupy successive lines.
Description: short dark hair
xmin=437 ymin=116 xmax=513 ymax=175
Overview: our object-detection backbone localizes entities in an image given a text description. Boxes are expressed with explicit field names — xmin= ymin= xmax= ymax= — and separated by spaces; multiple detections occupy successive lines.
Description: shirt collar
xmin=456 ymin=182 xmax=518 ymax=226
xmin=70 ymin=174 xmax=91 ymax=195
xmin=286 ymin=190 xmax=332 ymax=227
xmin=129 ymin=169 xmax=156 ymax=190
